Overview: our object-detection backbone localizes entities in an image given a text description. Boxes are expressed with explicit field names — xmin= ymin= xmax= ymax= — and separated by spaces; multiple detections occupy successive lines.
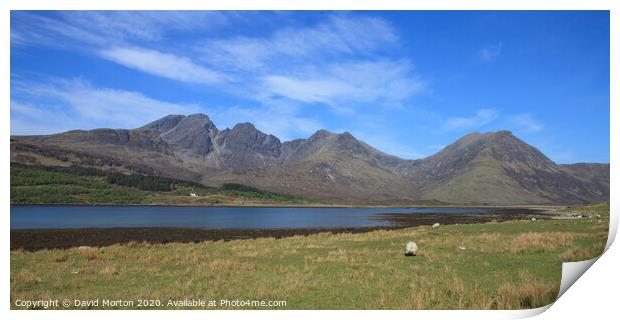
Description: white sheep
xmin=405 ymin=241 xmax=418 ymax=256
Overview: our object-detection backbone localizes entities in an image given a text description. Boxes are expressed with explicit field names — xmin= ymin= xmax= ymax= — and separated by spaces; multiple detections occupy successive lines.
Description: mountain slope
xmin=10 ymin=113 xmax=610 ymax=205
xmin=559 ymin=163 xmax=610 ymax=200
xmin=409 ymin=131 xmax=608 ymax=204
xmin=10 ymin=128 xmax=201 ymax=181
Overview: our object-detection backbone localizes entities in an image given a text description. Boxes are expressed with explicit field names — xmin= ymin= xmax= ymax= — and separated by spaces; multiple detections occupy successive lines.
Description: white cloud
xmin=443 ymin=109 xmax=499 ymax=131
xmin=11 ymin=12 xmax=108 ymax=48
xmin=260 ymin=60 xmax=424 ymax=112
xmin=11 ymin=79 xmax=199 ymax=132
xmin=197 ymin=15 xmax=423 ymax=112
xmin=479 ymin=43 xmax=503 ymax=62
xmin=508 ymin=113 xmax=544 ymax=133
xmin=200 ymin=15 xmax=398 ymax=71
xmin=262 ymin=76 xmax=355 ymax=106
xmin=11 ymin=11 xmax=231 ymax=48
xmin=100 ymin=47 xmax=228 ymax=85
xmin=59 ymin=11 xmax=230 ymax=42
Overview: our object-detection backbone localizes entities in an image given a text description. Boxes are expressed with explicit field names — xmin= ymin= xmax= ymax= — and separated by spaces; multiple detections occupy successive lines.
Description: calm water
xmin=10 ymin=205 xmax=485 ymax=229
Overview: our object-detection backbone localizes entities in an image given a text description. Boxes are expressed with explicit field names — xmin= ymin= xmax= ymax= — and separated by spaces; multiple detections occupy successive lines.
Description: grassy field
xmin=10 ymin=163 xmax=313 ymax=206
xmin=10 ymin=203 xmax=609 ymax=310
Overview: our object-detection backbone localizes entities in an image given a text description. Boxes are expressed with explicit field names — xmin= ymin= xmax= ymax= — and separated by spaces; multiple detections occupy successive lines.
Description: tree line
xmin=11 ymin=163 xmax=202 ymax=192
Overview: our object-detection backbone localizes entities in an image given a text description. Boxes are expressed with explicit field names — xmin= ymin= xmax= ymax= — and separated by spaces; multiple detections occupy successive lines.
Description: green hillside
xmin=10 ymin=163 xmax=313 ymax=206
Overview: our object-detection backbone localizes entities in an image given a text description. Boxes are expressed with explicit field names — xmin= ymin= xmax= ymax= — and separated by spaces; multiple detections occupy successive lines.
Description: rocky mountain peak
xmin=179 ymin=113 xmax=217 ymax=130
xmin=140 ymin=114 xmax=186 ymax=133
xmin=231 ymin=122 xmax=257 ymax=131
xmin=157 ymin=113 xmax=219 ymax=157
xmin=308 ymin=129 xmax=335 ymax=141
xmin=186 ymin=113 xmax=211 ymax=120
xmin=479 ymin=130 xmax=556 ymax=170
xmin=218 ymin=122 xmax=280 ymax=147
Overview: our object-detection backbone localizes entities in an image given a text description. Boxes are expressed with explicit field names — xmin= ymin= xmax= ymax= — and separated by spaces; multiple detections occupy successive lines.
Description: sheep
xmin=405 ymin=241 xmax=419 ymax=256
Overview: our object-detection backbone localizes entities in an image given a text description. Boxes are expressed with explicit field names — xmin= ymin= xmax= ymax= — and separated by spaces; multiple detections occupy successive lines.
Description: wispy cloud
xmin=196 ymin=14 xmax=424 ymax=111
xmin=58 ymin=11 xmax=230 ymax=42
xmin=479 ymin=42 xmax=503 ymax=62
xmin=259 ymin=60 xmax=424 ymax=113
xmin=100 ymin=47 xmax=228 ymax=85
xmin=443 ymin=109 xmax=499 ymax=131
xmin=11 ymin=12 xmax=108 ymax=48
xmin=200 ymin=15 xmax=398 ymax=72
xmin=11 ymin=11 xmax=231 ymax=48
xmin=11 ymin=79 xmax=199 ymax=133
xmin=262 ymin=76 xmax=356 ymax=107
xmin=508 ymin=113 xmax=544 ymax=133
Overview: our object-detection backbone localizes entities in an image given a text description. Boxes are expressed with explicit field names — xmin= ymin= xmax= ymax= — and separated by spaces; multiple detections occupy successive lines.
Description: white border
xmin=2 ymin=1 xmax=616 ymax=319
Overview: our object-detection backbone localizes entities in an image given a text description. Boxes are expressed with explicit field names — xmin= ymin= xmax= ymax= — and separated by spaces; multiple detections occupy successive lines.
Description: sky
xmin=10 ymin=11 xmax=610 ymax=163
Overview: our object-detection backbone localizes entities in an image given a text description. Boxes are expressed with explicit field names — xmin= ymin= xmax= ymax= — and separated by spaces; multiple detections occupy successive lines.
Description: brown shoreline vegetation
xmin=10 ymin=203 xmax=609 ymax=310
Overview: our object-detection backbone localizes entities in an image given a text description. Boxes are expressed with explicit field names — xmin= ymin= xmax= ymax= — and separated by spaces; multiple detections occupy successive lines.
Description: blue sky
xmin=10 ymin=11 xmax=610 ymax=163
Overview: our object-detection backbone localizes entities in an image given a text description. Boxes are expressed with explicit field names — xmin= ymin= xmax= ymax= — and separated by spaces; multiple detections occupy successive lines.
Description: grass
xmin=11 ymin=163 xmax=314 ymax=206
xmin=10 ymin=204 xmax=609 ymax=310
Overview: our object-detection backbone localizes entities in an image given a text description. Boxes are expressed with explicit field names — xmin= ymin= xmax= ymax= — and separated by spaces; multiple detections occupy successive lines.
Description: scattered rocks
xmin=70 ymin=270 xmax=80 ymax=274
xmin=431 ymin=223 xmax=440 ymax=229
xmin=405 ymin=241 xmax=418 ymax=256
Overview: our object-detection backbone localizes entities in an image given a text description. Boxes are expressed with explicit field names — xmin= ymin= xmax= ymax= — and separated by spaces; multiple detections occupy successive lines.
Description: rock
xmin=431 ymin=223 xmax=440 ymax=229
xmin=405 ymin=241 xmax=418 ymax=256
xmin=458 ymin=246 xmax=466 ymax=251
xmin=77 ymin=246 xmax=92 ymax=250
xmin=531 ymin=218 xmax=537 ymax=222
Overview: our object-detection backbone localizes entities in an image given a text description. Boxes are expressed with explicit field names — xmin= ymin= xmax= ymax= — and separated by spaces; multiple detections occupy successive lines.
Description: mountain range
xmin=10 ymin=113 xmax=609 ymax=205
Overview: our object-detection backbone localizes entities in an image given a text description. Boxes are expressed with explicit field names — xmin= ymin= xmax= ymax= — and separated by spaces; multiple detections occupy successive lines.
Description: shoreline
xmin=11 ymin=208 xmax=555 ymax=251
xmin=10 ymin=202 xmax=569 ymax=209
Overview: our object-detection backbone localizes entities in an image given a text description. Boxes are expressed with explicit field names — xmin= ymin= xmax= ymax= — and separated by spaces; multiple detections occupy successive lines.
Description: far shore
xmin=9 ymin=201 xmax=570 ymax=209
